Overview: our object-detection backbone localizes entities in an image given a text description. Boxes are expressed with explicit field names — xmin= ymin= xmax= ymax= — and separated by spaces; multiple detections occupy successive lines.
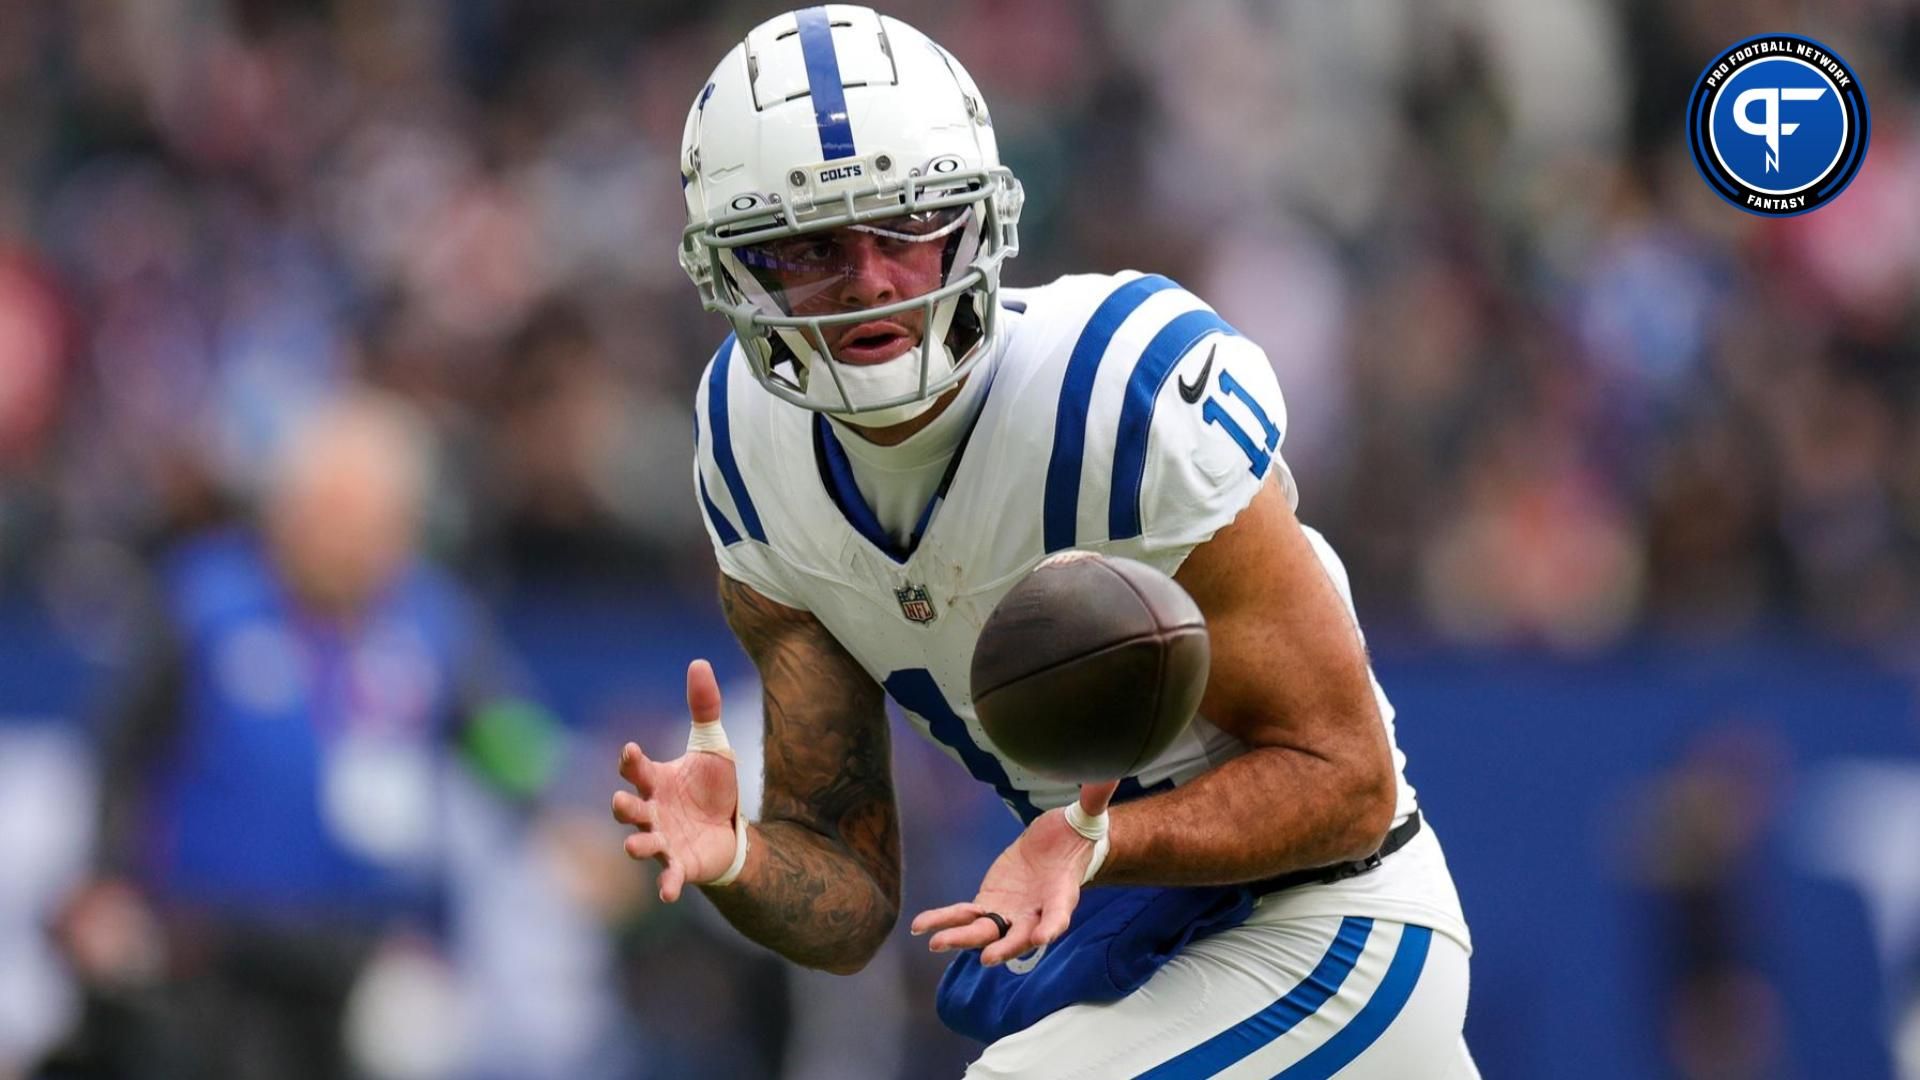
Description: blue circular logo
xmin=1687 ymin=35 xmax=1869 ymax=216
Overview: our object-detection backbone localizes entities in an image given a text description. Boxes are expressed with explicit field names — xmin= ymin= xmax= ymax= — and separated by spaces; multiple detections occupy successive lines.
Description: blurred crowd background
xmin=0 ymin=0 xmax=1917 ymax=1078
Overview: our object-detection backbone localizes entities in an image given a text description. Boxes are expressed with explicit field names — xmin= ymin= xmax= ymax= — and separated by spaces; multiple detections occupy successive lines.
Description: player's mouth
xmin=834 ymin=321 xmax=917 ymax=365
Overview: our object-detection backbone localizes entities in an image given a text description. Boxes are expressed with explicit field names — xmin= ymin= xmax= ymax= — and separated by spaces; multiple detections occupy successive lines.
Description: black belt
xmin=1251 ymin=809 xmax=1423 ymax=897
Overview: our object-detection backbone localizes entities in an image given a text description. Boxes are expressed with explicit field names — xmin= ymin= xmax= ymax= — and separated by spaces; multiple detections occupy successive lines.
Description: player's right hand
xmin=612 ymin=659 xmax=742 ymax=902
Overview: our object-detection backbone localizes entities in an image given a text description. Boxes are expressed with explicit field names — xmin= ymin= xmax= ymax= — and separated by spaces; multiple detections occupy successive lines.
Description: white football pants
xmin=965 ymin=911 xmax=1477 ymax=1079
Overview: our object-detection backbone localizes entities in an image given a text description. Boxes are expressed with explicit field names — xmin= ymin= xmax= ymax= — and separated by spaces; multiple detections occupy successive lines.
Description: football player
xmin=612 ymin=6 xmax=1478 ymax=1075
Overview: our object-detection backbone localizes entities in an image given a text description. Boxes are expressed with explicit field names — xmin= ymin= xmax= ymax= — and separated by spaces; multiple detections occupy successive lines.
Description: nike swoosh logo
xmin=1177 ymin=345 xmax=1216 ymax=404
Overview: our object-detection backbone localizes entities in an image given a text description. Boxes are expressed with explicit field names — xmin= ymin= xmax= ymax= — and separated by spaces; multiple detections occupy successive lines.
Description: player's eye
xmin=789 ymin=239 xmax=839 ymax=264
xmin=738 ymin=206 xmax=968 ymax=278
xmin=744 ymin=235 xmax=842 ymax=272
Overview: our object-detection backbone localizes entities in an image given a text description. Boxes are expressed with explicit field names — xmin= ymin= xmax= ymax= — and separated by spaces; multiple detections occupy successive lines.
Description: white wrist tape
xmin=687 ymin=717 xmax=746 ymax=886
xmin=707 ymin=810 xmax=750 ymax=887
xmin=1065 ymin=802 xmax=1111 ymax=885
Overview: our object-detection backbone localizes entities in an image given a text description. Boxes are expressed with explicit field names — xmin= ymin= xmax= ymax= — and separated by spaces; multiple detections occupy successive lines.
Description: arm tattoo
xmin=704 ymin=574 xmax=901 ymax=974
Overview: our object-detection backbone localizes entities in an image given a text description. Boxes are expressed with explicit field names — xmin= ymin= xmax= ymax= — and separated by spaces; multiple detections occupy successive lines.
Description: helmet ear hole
xmin=766 ymin=334 xmax=800 ymax=382
xmin=946 ymin=293 xmax=983 ymax=360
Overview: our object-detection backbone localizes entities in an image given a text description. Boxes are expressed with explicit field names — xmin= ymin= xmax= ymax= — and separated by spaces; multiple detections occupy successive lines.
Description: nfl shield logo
xmin=895 ymin=583 xmax=937 ymax=624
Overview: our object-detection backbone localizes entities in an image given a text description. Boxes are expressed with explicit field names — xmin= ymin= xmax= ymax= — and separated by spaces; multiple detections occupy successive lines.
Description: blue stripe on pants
xmin=1132 ymin=917 xmax=1372 ymax=1079
xmin=1277 ymin=925 xmax=1433 ymax=1079
xmin=1134 ymin=920 xmax=1435 ymax=1078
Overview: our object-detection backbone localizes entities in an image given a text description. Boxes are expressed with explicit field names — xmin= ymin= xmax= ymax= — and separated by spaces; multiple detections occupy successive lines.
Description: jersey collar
xmin=812 ymin=363 xmax=999 ymax=564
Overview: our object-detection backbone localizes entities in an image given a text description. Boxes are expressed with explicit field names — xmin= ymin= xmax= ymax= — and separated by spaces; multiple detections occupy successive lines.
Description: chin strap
xmin=818 ymin=345 xmax=957 ymax=428
xmin=1064 ymin=801 xmax=1111 ymax=885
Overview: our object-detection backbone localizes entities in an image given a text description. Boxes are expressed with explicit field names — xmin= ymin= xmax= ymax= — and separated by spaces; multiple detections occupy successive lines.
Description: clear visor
xmin=732 ymin=206 xmax=973 ymax=318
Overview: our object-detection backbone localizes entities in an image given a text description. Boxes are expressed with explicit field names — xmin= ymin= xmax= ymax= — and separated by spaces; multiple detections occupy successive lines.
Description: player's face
xmin=738 ymin=207 xmax=967 ymax=365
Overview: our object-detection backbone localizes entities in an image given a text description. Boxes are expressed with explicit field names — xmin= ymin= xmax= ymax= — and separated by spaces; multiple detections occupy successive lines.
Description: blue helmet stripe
xmin=795 ymin=8 xmax=857 ymax=160
xmin=706 ymin=336 xmax=767 ymax=543
xmin=1109 ymin=313 xmax=1240 ymax=542
xmin=1042 ymin=275 xmax=1179 ymax=553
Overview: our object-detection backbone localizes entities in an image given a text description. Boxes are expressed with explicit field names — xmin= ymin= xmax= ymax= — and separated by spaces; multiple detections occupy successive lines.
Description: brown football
xmin=970 ymin=552 xmax=1210 ymax=783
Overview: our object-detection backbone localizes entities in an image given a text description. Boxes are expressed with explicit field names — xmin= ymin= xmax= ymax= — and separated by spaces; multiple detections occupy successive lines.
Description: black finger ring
xmin=982 ymin=912 xmax=1011 ymax=940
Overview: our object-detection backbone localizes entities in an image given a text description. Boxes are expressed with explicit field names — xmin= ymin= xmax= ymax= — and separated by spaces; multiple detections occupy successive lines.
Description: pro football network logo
xmin=1687 ymin=34 xmax=1869 ymax=217
xmin=895 ymin=583 xmax=937 ymax=624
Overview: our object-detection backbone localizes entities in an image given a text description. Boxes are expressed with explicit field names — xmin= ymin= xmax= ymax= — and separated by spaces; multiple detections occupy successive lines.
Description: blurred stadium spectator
xmin=43 ymin=392 xmax=568 ymax=1079
xmin=1633 ymin=727 xmax=1790 ymax=1080
xmin=0 ymin=0 xmax=1912 ymax=645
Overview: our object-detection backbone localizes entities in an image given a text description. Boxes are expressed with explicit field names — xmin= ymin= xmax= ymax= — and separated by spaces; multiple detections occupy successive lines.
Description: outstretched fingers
xmin=980 ymin=911 xmax=1045 ymax=967
xmin=619 ymin=831 xmax=690 ymax=904
xmin=618 ymin=743 xmax=657 ymax=797
xmin=610 ymin=790 xmax=653 ymax=829
xmin=623 ymin=832 xmax=667 ymax=862
xmin=914 ymin=902 xmax=1004 ymax=952
xmin=910 ymin=901 xmax=984 ymax=937
xmin=619 ymin=819 xmax=689 ymax=905
xmin=913 ymin=902 xmax=1046 ymax=959
xmin=931 ymin=914 xmax=1016 ymax=956
xmin=658 ymin=859 xmax=688 ymax=904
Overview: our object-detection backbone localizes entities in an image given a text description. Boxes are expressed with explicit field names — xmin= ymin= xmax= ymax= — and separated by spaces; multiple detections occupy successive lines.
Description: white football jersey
xmin=694 ymin=271 xmax=1469 ymax=949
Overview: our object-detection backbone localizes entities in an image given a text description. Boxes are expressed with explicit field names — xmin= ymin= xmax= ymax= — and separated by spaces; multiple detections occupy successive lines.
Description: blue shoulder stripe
xmin=706 ymin=336 xmax=766 ymax=543
xmin=1042 ymin=275 xmax=1179 ymax=553
xmin=692 ymin=410 xmax=743 ymax=545
xmin=1108 ymin=313 xmax=1239 ymax=541
xmin=697 ymin=471 xmax=743 ymax=546
xmin=794 ymin=8 xmax=856 ymax=160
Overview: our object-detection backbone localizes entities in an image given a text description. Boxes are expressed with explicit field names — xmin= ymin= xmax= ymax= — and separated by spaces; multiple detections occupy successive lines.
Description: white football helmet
xmin=679 ymin=5 xmax=1023 ymax=427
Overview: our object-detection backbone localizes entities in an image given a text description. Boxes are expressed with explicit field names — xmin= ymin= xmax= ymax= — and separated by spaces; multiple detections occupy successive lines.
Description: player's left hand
xmin=910 ymin=780 xmax=1119 ymax=966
